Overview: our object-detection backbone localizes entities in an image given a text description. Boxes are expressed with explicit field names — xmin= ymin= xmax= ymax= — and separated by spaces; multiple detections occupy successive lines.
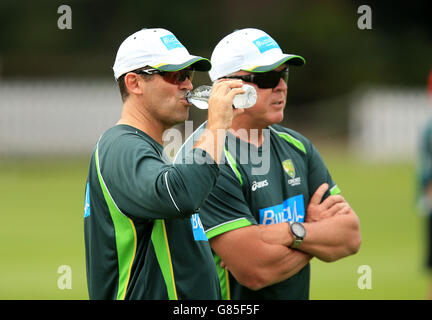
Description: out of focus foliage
xmin=0 ymin=0 xmax=430 ymax=135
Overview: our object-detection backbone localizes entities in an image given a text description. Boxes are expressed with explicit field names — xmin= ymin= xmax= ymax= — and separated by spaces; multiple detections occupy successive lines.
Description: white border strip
xmin=204 ymin=217 xmax=250 ymax=234
xmin=173 ymin=120 xmax=208 ymax=163
xmin=164 ymin=171 xmax=181 ymax=212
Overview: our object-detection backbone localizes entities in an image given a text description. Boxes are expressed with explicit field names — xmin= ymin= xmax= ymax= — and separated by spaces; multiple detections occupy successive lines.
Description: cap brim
xmin=151 ymin=57 xmax=211 ymax=72
xmin=243 ymin=54 xmax=306 ymax=73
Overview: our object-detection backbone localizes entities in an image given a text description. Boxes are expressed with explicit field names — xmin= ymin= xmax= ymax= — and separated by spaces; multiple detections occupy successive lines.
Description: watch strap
xmin=291 ymin=238 xmax=303 ymax=249
xmin=289 ymin=222 xmax=305 ymax=249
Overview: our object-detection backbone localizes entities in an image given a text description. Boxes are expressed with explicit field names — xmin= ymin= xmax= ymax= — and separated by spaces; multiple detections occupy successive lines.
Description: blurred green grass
xmin=310 ymin=147 xmax=430 ymax=299
xmin=0 ymin=148 xmax=430 ymax=299
xmin=0 ymin=158 xmax=89 ymax=299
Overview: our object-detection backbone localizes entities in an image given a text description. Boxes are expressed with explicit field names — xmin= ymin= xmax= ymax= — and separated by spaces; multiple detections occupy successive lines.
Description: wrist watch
xmin=290 ymin=222 xmax=306 ymax=249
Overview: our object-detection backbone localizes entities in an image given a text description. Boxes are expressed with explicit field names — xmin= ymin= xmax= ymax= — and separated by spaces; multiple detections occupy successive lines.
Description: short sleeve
xmin=306 ymin=141 xmax=341 ymax=199
xmin=199 ymin=165 xmax=257 ymax=240
xmin=99 ymin=133 xmax=219 ymax=221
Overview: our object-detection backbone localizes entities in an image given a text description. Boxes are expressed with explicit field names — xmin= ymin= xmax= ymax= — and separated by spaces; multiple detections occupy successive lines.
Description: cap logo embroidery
xmin=160 ymin=34 xmax=184 ymax=50
xmin=252 ymin=36 xmax=280 ymax=53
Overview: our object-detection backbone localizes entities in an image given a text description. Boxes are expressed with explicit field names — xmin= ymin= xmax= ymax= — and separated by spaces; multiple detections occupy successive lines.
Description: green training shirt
xmin=84 ymin=124 xmax=221 ymax=300
xmin=175 ymin=123 xmax=341 ymax=300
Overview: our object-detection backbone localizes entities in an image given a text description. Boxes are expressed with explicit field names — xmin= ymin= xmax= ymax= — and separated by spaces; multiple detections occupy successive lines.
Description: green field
xmin=310 ymin=148 xmax=430 ymax=299
xmin=0 ymin=148 xmax=430 ymax=299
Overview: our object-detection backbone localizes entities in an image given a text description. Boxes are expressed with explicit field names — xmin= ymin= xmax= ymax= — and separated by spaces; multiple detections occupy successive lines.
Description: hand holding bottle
xmin=206 ymin=80 xmax=245 ymax=130
xmin=192 ymin=80 xmax=245 ymax=164
xmin=186 ymin=84 xmax=258 ymax=109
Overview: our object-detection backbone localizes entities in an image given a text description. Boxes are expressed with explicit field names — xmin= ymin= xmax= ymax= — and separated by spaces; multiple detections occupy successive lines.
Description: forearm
xmin=252 ymin=246 xmax=312 ymax=289
xmin=227 ymin=243 xmax=312 ymax=291
xmin=252 ymin=223 xmax=312 ymax=287
xmin=300 ymin=212 xmax=361 ymax=262
xmin=211 ymin=225 xmax=311 ymax=291
xmin=193 ymin=125 xmax=226 ymax=164
xmin=163 ymin=156 xmax=220 ymax=214
xmin=258 ymin=211 xmax=361 ymax=263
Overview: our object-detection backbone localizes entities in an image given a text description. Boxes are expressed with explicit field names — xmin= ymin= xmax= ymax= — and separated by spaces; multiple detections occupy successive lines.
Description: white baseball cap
xmin=209 ymin=28 xmax=305 ymax=81
xmin=113 ymin=28 xmax=211 ymax=80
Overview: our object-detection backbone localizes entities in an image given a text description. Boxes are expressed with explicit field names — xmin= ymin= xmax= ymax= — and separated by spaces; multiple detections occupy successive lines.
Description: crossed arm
xmin=209 ymin=183 xmax=362 ymax=290
xmin=210 ymin=223 xmax=313 ymax=290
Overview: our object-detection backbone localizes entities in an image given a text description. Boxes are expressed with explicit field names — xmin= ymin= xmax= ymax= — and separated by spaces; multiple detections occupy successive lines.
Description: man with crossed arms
xmin=177 ymin=28 xmax=361 ymax=299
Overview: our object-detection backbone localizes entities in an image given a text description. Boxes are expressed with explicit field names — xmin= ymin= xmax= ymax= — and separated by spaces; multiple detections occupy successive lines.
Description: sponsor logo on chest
xmin=190 ymin=213 xmax=208 ymax=241
xmin=282 ymin=159 xmax=301 ymax=187
xmin=259 ymin=194 xmax=305 ymax=224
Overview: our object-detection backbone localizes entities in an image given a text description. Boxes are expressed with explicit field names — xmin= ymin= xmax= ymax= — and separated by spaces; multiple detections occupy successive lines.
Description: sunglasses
xmin=224 ymin=68 xmax=289 ymax=89
xmin=134 ymin=68 xmax=195 ymax=85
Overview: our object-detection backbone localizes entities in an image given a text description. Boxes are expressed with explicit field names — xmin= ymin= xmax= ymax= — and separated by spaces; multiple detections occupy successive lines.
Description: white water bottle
xmin=186 ymin=84 xmax=257 ymax=109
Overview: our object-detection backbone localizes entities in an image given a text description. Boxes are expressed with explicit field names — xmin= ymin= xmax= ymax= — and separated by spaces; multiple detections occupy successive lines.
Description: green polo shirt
xmin=175 ymin=122 xmax=340 ymax=300
xmin=84 ymin=124 xmax=221 ymax=300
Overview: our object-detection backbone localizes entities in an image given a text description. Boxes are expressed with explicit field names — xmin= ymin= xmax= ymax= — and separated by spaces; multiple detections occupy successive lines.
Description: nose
xmin=179 ymin=77 xmax=193 ymax=91
xmin=273 ymin=77 xmax=287 ymax=92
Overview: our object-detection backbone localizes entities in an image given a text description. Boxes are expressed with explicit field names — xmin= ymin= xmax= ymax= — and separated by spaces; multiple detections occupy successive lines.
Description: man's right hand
xmin=207 ymin=79 xmax=245 ymax=130
xmin=193 ymin=80 xmax=246 ymax=164
xmin=306 ymin=183 xmax=351 ymax=223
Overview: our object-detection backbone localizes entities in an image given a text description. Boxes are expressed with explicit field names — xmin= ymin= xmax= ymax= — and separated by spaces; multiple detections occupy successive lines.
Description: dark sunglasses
xmin=135 ymin=68 xmax=195 ymax=85
xmin=224 ymin=68 xmax=289 ymax=89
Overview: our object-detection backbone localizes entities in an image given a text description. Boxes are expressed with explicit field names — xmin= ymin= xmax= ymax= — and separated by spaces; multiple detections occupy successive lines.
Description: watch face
xmin=292 ymin=222 xmax=306 ymax=238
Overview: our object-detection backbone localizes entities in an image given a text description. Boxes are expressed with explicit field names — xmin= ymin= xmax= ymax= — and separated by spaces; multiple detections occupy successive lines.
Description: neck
xmin=117 ymin=97 xmax=167 ymax=145
xmin=229 ymin=123 xmax=267 ymax=147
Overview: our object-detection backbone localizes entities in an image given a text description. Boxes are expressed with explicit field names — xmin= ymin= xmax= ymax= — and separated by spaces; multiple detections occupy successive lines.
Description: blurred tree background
xmin=0 ymin=0 xmax=431 ymax=137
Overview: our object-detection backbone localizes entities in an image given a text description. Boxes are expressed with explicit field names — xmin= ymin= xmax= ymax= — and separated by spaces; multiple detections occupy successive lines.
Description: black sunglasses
xmin=134 ymin=68 xmax=195 ymax=84
xmin=224 ymin=68 xmax=289 ymax=89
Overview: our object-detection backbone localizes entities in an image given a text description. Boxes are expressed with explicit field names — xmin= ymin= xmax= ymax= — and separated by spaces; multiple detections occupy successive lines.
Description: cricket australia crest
xmin=283 ymin=159 xmax=301 ymax=186
xmin=282 ymin=159 xmax=295 ymax=178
